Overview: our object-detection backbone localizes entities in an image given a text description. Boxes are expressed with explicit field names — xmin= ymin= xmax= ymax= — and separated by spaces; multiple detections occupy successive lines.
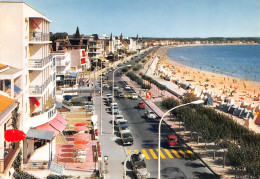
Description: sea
xmin=166 ymin=45 xmax=260 ymax=82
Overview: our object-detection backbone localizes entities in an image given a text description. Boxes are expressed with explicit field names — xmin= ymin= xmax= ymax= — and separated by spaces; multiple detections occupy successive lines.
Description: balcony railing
xmin=29 ymin=32 xmax=50 ymax=42
xmin=30 ymin=104 xmax=57 ymax=128
xmin=29 ymin=55 xmax=51 ymax=68
xmin=1 ymin=142 xmax=20 ymax=173
xmin=29 ymin=76 xmax=52 ymax=95
xmin=56 ymin=60 xmax=70 ymax=66
xmin=89 ymin=45 xmax=102 ymax=49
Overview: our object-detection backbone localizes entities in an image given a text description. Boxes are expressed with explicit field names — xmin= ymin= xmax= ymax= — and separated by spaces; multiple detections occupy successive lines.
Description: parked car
xmin=115 ymin=115 xmax=125 ymax=125
xmin=130 ymin=153 xmax=149 ymax=179
xmin=145 ymin=110 xmax=157 ymax=119
xmin=118 ymin=92 xmax=124 ymax=98
xmin=111 ymin=106 xmax=120 ymax=115
xmin=121 ymin=131 xmax=133 ymax=145
xmin=165 ymin=135 xmax=180 ymax=148
xmin=125 ymin=85 xmax=131 ymax=90
xmin=138 ymin=102 xmax=145 ymax=109
xmin=119 ymin=124 xmax=130 ymax=134
xmin=132 ymin=93 xmax=138 ymax=99
xmin=113 ymin=84 xmax=119 ymax=91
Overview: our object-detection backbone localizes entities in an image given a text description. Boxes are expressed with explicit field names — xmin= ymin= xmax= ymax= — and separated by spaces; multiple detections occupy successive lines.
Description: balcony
xmin=0 ymin=142 xmax=20 ymax=174
xmin=30 ymin=103 xmax=57 ymax=128
xmin=89 ymin=45 xmax=102 ymax=49
xmin=29 ymin=55 xmax=51 ymax=69
xmin=56 ymin=60 xmax=70 ymax=66
xmin=29 ymin=32 xmax=50 ymax=42
xmin=29 ymin=76 xmax=52 ymax=95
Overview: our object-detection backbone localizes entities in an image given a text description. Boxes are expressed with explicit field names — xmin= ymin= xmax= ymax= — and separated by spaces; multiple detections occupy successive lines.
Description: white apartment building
xmin=0 ymin=2 xmax=65 ymax=174
xmin=52 ymin=52 xmax=71 ymax=76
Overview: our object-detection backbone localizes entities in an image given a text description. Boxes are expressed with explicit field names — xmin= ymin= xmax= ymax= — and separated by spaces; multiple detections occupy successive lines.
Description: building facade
xmin=0 ymin=2 xmax=62 ymax=175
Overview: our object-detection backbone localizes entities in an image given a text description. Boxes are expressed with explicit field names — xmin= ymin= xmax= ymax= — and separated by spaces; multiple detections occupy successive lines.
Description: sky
xmin=6 ymin=0 xmax=260 ymax=38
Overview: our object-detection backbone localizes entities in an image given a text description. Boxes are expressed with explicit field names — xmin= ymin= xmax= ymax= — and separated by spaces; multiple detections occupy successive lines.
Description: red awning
xmin=56 ymin=113 xmax=67 ymax=126
xmin=81 ymin=58 xmax=86 ymax=64
xmin=82 ymin=50 xmax=85 ymax=57
xmin=35 ymin=113 xmax=67 ymax=136
xmin=49 ymin=118 xmax=66 ymax=132
xmin=30 ymin=97 xmax=40 ymax=107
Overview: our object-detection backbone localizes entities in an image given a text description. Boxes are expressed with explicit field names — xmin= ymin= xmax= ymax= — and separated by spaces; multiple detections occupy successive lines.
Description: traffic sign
xmin=146 ymin=92 xmax=152 ymax=99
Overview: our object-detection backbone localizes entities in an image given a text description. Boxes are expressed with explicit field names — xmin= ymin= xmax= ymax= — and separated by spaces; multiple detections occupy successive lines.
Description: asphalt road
xmin=94 ymin=52 xmax=217 ymax=178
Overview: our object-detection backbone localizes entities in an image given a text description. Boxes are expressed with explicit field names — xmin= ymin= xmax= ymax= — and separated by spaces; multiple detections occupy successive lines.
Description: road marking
xmin=179 ymin=149 xmax=189 ymax=159
xmin=156 ymin=149 xmax=166 ymax=159
xmin=149 ymin=149 xmax=158 ymax=159
xmin=186 ymin=150 xmax=196 ymax=159
xmin=171 ymin=149 xmax=181 ymax=158
xmin=134 ymin=150 xmax=139 ymax=153
xmin=163 ymin=149 xmax=174 ymax=159
xmin=142 ymin=149 xmax=150 ymax=160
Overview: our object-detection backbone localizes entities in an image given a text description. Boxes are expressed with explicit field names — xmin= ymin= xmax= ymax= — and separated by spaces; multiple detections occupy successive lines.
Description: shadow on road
xmin=193 ymin=171 xmax=219 ymax=179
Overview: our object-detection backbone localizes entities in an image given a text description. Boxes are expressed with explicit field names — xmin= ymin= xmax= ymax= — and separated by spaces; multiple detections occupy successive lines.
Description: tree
xmin=74 ymin=26 xmax=80 ymax=38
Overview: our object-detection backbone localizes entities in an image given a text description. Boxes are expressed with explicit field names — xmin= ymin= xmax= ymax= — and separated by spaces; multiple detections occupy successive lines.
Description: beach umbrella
xmin=4 ymin=129 xmax=26 ymax=142
xmin=74 ymin=136 xmax=89 ymax=141
xmin=73 ymin=144 xmax=89 ymax=149
xmin=73 ymin=133 xmax=88 ymax=137
xmin=240 ymin=97 xmax=245 ymax=100
xmin=74 ymin=140 xmax=89 ymax=145
xmin=74 ymin=126 xmax=88 ymax=131
xmin=74 ymin=123 xmax=88 ymax=127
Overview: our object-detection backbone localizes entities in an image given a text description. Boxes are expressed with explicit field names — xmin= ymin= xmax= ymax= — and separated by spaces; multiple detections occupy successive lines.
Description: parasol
xmin=74 ymin=136 xmax=89 ymax=141
xmin=74 ymin=140 xmax=89 ymax=145
xmin=4 ymin=129 xmax=26 ymax=142
xmin=73 ymin=133 xmax=88 ymax=137
xmin=74 ymin=126 xmax=88 ymax=131
xmin=74 ymin=123 xmax=88 ymax=127
xmin=73 ymin=144 xmax=89 ymax=149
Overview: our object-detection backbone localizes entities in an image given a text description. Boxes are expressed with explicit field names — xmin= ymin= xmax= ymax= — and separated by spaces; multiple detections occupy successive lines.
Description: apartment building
xmin=0 ymin=2 xmax=64 ymax=173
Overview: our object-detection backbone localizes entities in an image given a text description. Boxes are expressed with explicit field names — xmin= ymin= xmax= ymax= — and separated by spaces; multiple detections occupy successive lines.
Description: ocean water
xmin=166 ymin=45 xmax=260 ymax=82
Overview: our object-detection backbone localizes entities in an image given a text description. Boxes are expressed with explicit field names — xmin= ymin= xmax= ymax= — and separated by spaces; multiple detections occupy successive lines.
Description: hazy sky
xmin=8 ymin=0 xmax=260 ymax=37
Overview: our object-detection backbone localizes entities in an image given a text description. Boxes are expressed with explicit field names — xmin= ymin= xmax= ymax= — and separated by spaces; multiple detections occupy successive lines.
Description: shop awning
xmin=34 ymin=113 xmax=67 ymax=136
xmin=56 ymin=113 xmax=68 ymax=126
xmin=49 ymin=115 xmax=66 ymax=131
xmin=26 ymin=128 xmax=54 ymax=141
xmin=81 ymin=58 xmax=86 ymax=64
xmin=30 ymin=97 xmax=40 ymax=107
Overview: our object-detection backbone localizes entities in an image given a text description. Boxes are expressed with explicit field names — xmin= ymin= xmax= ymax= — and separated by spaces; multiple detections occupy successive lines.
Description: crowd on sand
xmin=153 ymin=49 xmax=260 ymax=130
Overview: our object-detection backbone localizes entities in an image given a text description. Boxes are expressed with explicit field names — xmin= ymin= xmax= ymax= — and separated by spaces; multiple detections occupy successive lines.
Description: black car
xmin=121 ymin=131 xmax=133 ymax=145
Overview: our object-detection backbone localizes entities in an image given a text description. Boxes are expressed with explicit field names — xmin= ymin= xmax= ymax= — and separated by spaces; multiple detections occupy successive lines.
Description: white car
xmin=132 ymin=93 xmax=138 ymax=99
xmin=145 ymin=110 xmax=157 ymax=119
xmin=125 ymin=85 xmax=131 ymax=90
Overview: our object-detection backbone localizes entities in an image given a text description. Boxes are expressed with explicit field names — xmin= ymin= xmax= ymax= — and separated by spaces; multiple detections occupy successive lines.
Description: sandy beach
xmin=158 ymin=46 xmax=260 ymax=109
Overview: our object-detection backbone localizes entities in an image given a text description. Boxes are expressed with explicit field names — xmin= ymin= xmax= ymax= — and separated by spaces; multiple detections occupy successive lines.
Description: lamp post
xmin=100 ymin=59 xmax=103 ymax=134
xmin=157 ymin=100 xmax=204 ymax=179
xmin=112 ymin=64 xmax=131 ymax=134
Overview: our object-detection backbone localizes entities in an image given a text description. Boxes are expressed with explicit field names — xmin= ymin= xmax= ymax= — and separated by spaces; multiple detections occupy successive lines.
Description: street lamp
xmin=112 ymin=64 xmax=131 ymax=134
xmin=100 ymin=60 xmax=102 ymax=134
xmin=157 ymin=99 xmax=204 ymax=179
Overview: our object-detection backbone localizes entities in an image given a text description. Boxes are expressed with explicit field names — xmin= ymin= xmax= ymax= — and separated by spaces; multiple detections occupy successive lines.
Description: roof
xmin=26 ymin=128 xmax=55 ymax=141
xmin=0 ymin=94 xmax=15 ymax=114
